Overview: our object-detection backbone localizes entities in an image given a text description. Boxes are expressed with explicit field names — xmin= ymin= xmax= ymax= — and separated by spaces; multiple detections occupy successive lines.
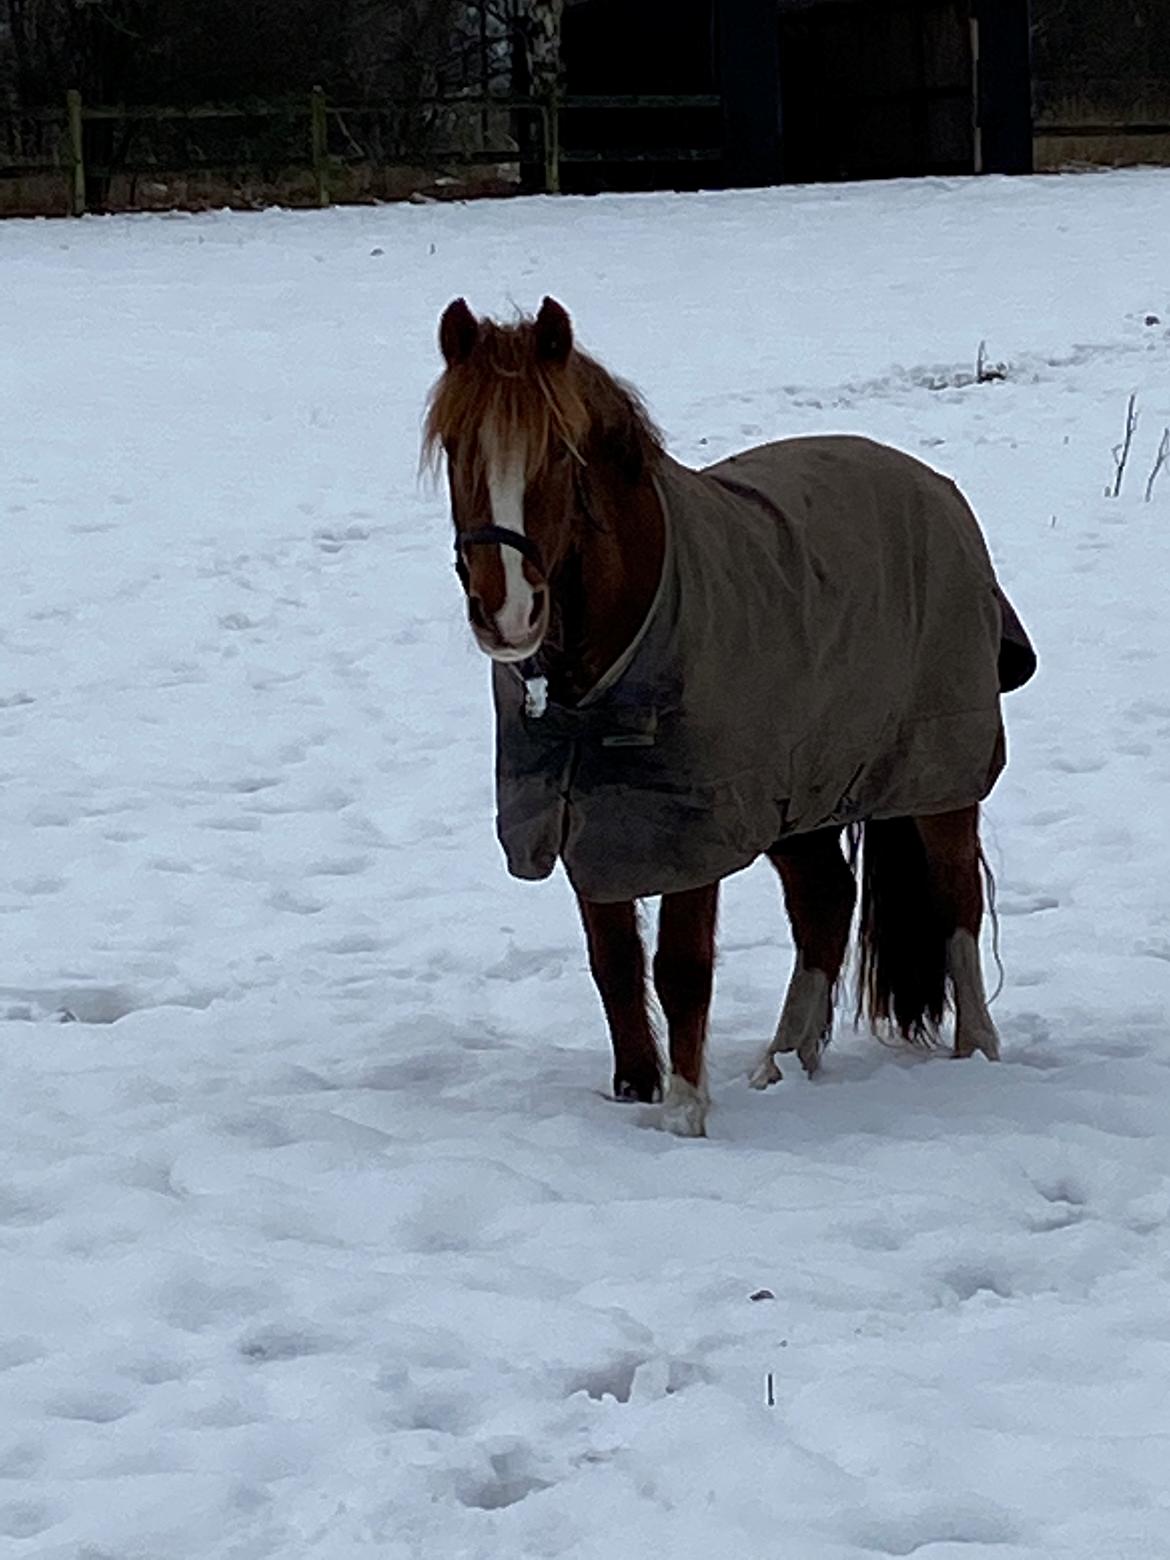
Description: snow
xmin=2 ymin=170 xmax=1170 ymax=1558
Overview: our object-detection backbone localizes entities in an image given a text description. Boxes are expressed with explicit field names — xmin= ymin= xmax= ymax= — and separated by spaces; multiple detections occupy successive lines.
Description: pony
xmin=424 ymin=296 xmax=1035 ymax=1137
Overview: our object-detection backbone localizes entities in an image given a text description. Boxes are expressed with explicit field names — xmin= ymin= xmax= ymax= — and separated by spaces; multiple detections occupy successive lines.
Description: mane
xmin=423 ymin=313 xmax=664 ymax=485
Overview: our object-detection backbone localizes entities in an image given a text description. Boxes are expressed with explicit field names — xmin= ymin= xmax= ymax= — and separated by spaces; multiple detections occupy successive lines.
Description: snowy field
xmin=3 ymin=170 xmax=1170 ymax=1558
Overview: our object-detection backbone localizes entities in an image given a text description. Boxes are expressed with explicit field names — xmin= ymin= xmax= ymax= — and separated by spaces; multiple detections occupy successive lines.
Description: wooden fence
xmin=0 ymin=87 xmax=724 ymax=216
xmin=1033 ymin=112 xmax=1170 ymax=172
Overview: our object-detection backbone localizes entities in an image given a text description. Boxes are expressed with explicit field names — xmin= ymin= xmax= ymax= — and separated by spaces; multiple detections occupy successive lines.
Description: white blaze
xmin=482 ymin=433 xmax=536 ymax=655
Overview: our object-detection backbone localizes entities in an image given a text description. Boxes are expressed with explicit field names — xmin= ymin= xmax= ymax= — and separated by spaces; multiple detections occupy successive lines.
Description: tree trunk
xmin=513 ymin=0 xmax=562 ymax=190
xmin=527 ymin=0 xmax=563 ymax=95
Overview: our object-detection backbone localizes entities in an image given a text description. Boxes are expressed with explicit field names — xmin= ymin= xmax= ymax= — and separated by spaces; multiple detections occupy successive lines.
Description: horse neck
xmin=548 ymin=462 xmax=665 ymax=704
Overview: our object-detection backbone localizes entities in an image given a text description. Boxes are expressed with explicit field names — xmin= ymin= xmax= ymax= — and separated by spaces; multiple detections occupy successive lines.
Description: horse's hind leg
xmin=654 ymin=882 xmax=719 ymax=1137
xmin=752 ymin=828 xmax=855 ymax=1087
xmin=915 ymin=805 xmax=1000 ymax=1061
xmin=577 ymin=895 xmax=662 ymax=1102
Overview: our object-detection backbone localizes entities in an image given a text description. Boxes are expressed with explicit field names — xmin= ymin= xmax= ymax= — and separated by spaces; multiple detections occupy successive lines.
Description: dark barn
xmin=1031 ymin=0 xmax=1170 ymax=168
xmin=559 ymin=0 xmax=722 ymax=193
xmin=559 ymin=0 xmax=1033 ymax=191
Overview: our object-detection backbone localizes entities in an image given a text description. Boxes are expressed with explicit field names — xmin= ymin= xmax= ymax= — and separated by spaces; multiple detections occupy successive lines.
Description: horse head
xmin=424 ymin=297 xmax=662 ymax=668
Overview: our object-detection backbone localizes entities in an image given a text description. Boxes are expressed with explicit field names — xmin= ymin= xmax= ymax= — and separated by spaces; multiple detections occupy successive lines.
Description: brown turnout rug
xmin=493 ymin=435 xmax=1036 ymax=902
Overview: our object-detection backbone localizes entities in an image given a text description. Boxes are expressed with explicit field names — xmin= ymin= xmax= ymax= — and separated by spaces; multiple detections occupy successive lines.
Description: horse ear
xmin=439 ymin=298 xmax=478 ymax=367
xmin=535 ymin=296 xmax=572 ymax=364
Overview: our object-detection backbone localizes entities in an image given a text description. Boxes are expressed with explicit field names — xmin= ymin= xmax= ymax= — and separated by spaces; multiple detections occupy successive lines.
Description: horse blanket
xmin=493 ymin=435 xmax=1036 ymax=903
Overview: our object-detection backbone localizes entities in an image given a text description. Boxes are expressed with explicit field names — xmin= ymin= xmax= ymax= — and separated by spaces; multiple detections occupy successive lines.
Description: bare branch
xmin=1107 ymin=393 xmax=1139 ymax=498
xmin=975 ymin=340 xmax=1006 ymax=384
xmin=1145 ymin=427 xmax=1170 ymax=503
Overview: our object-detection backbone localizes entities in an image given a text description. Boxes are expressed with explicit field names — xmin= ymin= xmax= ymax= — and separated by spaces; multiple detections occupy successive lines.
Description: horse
xmin=424 ymin=296 xmax=1035 ymax=1138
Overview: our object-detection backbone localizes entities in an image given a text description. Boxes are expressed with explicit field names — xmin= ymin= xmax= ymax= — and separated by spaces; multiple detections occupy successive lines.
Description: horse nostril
xmin=468 ymin=595 xmax=489 ymax=633
xmin=529 ymin=588 xmax=547 ymax=628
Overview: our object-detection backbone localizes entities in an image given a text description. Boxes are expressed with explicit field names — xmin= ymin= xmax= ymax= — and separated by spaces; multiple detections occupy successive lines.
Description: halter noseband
xmin=454 ymin=525 xmax=544 ymax=587
xmin=452 ymin=448 xmax=601 ymax=586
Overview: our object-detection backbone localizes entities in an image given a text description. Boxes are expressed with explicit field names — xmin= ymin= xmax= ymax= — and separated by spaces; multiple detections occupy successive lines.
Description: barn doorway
xmin=777 ymin=0 xmax=977 ymax=181
xmin=559 ymin=0 xmax=722 ymax=193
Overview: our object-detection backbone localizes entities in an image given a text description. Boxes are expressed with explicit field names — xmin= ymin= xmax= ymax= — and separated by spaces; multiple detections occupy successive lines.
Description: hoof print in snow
xmin=459 ymin=1451 xmax=551 ymax=1511
xmin=238 ymin=1324 xmax=334 ymax=1363
xmin=942 ymin=1266 xmax=1014 ymax=1303
xmin=567 ymin=1358 xmax=641 ymax=1404
xmin=0 ymin=1500 xmax=57 ymax=1540
xmin=48 ymin=1392 xmax=134 ymax=1424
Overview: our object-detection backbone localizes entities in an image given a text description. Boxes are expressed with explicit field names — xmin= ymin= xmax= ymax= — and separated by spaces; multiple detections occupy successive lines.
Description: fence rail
xmin=0 ymin=87 xmax=725 ymax=215
xmin=1038 ymin=120 xmax=1170 ymax=138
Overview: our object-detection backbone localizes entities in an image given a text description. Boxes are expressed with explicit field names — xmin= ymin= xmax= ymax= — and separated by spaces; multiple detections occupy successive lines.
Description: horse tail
xmin=854 ymin=817 xmax=947 ymax=1046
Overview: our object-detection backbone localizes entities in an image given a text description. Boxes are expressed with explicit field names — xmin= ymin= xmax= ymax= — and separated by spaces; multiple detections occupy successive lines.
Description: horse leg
xmin=751 ymin=828 xmax=856 ymax=1087
xmin=654 ymin=882 xmax=719 ymax=1137
xmin=576 ymin=895 xmax=662 ymax=1102
xmin=915 ymin=805 xmax=1000 ymax=1061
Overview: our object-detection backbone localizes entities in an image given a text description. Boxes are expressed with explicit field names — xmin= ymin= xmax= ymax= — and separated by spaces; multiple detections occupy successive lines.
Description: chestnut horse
xmin=425 ymin=297 xmax=1034 ymax=1137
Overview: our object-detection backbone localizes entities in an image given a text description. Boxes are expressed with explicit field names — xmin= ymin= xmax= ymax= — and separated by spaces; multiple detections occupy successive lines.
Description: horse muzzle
xmin=457 ymin=525 xmax=550 ymax=662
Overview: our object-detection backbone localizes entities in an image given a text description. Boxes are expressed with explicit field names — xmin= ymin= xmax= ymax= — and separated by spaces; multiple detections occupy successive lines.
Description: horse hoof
xmin=614 ymin=1074 xmax=662 ymax=1103
xmin=660 ymin=1074 xmax=708 ymax=1138
xmin=954 ymin=1032 xmax=1000 ymax=1062
xmin=748 ymin=1054 xmax=783 ymax=1090
xmin=614 ymin=1073 xmax=661 ymax=1110
xmin=797 ymin=1039 xmax=823 ymax=1079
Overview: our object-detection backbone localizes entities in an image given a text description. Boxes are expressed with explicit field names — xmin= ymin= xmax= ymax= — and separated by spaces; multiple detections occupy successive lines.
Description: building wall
xmin=561 ymin=0 xmax=1170 ymax=185
xmin=1032 ymin=0 xmax=1170 ymax=167
xmin=559 ymin=0 xmax=721 ymax=192
xmin=776 ymin=0 xmax=976 ymax=181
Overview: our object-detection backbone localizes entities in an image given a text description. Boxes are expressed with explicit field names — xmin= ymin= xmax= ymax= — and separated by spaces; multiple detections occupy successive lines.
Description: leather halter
xmin=454 ymin=525 xmax=544 ymax=588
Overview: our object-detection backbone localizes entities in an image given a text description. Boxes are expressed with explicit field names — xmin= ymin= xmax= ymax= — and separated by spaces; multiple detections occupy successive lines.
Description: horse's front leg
xmin=576 ymin=895 xmax=662 ymax=1102
xmin=654 ymin=882 xmax=719 ymax=1137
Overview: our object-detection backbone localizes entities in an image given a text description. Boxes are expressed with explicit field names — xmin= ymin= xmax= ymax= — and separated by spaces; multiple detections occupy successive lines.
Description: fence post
xmin=541 ymin=91 xmax=560 ymax=195
xmin=310 ymin=86 xmax=330 ymax=208
xmin=66 ymin=89 xmax=85 ymax=216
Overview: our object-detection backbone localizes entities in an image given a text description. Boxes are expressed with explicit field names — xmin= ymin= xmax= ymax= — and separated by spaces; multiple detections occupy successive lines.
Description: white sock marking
xmin=750 ymin=962 xmax=831 ymax=1088
xmin=661 ymin=1072 xmax=709 ymax=1138
xmin=948 ymin=928 xmax=1000 ymax=1060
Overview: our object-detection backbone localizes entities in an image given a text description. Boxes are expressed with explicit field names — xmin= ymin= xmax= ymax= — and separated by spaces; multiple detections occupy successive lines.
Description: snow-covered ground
xmin=2 ymin=171 xmax=1170 ymax=1559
